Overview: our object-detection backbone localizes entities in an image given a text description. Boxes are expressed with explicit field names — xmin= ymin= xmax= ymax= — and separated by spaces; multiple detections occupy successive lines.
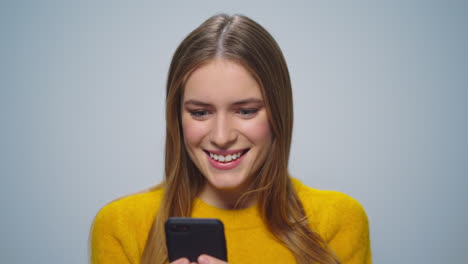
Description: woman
xmin=90 ymin=14 xmax=371 ymax=264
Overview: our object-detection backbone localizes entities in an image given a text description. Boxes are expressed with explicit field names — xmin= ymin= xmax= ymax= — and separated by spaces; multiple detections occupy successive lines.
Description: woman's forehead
xmin=183 ymin=59 xmax=263 ymax=103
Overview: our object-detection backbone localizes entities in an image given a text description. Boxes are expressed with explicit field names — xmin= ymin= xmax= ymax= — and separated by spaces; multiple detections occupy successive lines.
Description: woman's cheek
xmin=240 ymin=116 xmax=272 ymax=142
xmin=182 ymin=118 xmax=207 ymax=145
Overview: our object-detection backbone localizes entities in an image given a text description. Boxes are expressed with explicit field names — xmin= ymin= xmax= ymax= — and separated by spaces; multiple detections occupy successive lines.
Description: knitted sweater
xmin=90 ymin=179 xmax=371 ymax=263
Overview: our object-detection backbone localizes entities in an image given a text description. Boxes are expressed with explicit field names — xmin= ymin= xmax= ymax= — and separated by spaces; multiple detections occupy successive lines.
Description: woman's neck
xmin=199 ymin=183 xmax=256 ymax=210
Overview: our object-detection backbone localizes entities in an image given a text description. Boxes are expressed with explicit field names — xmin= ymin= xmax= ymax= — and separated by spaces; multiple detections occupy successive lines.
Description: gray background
xmin=1 ymin=0 xmax=467 ymax=263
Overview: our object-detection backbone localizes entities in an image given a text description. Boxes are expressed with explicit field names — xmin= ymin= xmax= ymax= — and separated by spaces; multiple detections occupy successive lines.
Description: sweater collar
xmin=190 ymin=178 xmax=304 ymax=230
xmin=191 ymin=197 xmax=263 ymax=230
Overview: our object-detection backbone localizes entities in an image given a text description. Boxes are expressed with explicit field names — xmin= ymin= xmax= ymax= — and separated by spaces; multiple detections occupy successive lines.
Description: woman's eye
xmin=238 ymin=109 xmax=258 ymax=117
xmin=190 ymin=110 xmax=210 ymax=119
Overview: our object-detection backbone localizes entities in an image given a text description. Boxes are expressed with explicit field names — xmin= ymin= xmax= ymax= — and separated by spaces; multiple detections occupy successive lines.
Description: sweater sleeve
xmin=90 ymin=204 xmax=131 ymax=264
xmin=325 ymin=194 xmax=372 ymax=264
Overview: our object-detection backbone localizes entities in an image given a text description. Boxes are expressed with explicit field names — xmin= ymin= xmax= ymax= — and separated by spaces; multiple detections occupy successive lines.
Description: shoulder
xmin=90 ymin=187 xmax=165 ymax=262
xmin=92 ymin=187 xmax=164 ymax=233
xmin=291 ymin=178 xmax=369 ymax=242
xmin=291 ymin=177 xmax=366 ymax=216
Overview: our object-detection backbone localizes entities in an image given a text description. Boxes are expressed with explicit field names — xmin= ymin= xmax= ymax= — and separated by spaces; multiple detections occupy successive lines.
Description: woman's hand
xmin=170 ymin=255 xmax=228 ymax=264
xmin=170 ymin=258 xmax=191 ymax=264
xmin=197 ymin=254 xmax=228 ymax=264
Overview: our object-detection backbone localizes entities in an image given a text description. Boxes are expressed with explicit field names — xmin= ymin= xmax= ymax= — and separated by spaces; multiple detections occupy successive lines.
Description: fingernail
xmin=198 ymin=255 xmax=209 ymax=264
xmin=175 ymin=258 xmax=189 ymax=264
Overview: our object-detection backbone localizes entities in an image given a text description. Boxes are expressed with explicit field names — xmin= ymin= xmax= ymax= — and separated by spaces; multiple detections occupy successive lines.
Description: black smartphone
xmin=165 ymin=217 xmax=228 ymax=262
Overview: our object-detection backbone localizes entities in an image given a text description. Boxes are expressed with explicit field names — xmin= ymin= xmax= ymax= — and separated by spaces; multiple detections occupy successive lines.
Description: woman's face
xmin=182 ymin=59 xmax=272 ymax=197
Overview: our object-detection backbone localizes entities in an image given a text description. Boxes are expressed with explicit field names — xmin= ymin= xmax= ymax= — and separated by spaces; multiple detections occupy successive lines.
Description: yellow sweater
xmin=90 ymin=179 xmax=371 ymax=263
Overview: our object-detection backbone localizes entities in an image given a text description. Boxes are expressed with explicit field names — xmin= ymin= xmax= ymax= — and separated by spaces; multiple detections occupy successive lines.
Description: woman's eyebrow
xmin=232 ymin=98 xmax=263 ymax=105
xmin=184 ymin=98 xmax=263 ymax=107
xmin=183 ymin=100 xmax=211 ymax=107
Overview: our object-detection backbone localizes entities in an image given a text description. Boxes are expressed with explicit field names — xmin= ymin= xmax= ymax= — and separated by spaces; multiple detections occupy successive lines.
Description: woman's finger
xmin=197 ymin=254 xmax=229 ymax=264
xmin=171 ymin=258 xmax=190 ymax=264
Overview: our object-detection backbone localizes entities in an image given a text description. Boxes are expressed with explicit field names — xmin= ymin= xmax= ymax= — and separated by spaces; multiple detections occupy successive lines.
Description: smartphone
xmin=165 ymin=217 xmax=227 ymax=262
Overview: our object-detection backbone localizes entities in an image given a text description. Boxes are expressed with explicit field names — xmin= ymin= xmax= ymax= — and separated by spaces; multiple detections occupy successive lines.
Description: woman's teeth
xmin=209 ymin=152 xmax=242 ymax=163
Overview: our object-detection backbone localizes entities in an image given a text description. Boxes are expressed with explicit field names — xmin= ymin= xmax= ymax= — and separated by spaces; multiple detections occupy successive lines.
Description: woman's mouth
xmin=204 ymin=149 xmax=249 ymax=170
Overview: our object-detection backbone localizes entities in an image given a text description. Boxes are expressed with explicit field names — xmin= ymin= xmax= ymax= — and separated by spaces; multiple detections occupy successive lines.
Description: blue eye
xmin=190 ymin=110 xmax=210 ymax=119
xmin=239 ymin=109 xmax=258 ymax=117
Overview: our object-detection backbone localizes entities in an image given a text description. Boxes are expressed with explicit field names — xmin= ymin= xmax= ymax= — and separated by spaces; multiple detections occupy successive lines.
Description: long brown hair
xmin=141 ymin=14 xmax=341 ymax=264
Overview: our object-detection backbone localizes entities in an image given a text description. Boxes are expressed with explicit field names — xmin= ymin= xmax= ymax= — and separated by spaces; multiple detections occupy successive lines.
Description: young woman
xmin=90 ymin=14 xmax=371 ymax=264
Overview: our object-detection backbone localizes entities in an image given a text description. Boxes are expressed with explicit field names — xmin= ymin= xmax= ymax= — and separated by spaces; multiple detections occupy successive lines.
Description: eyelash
xmin=238 ymin=109 xmax=258 ymax=117
xmin=188 ymin=109 xmax=259 ymax=119
xmin=190 ymin=110 xmax=211 ymax=119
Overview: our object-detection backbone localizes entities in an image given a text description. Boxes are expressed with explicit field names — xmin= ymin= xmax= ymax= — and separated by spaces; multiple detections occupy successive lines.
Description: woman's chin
xmin=209 ymin=180 xmax=242 ymax=190
xmin=206 ymin=175 xmax=247 ymax=191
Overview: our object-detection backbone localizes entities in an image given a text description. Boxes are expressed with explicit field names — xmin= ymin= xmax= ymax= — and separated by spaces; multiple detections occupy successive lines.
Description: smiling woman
xmin=90 ymin=14 xmax=371 ymax=264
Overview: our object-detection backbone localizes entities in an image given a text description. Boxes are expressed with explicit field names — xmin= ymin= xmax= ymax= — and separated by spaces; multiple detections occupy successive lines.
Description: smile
xmin=204 ymin=149 xmax=249 ymax=170
xmin=206 ymin=149 xmax=249 ymax=162
xmin=209 ymin=152 xmax=241 ymax=162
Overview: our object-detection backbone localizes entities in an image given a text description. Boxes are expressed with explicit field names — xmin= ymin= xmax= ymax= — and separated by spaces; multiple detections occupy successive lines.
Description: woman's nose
xmin=209 ymin=114 xmax=237 ymax=148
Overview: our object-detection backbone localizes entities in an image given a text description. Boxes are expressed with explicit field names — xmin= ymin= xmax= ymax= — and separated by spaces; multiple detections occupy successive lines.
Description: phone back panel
xmin=165 ymin=218 xmax=227 ymax=262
